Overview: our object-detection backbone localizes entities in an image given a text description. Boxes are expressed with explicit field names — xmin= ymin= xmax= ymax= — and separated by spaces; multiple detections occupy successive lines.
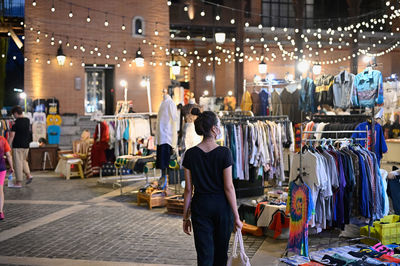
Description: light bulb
xmin=155 ymin=30 xmax=159 ymax=36
xmin=170 ymin=33 xmax=175 ymax=38
xmin=184 ymin=5 xmax=188 ymax=11
xmin=104 ymin=20 xmax=109 ymax=27
xmin=167 ymin=0 xmax=171 ymax=6
xmin=32 ymin=0 xmax=36 ymax=6
xmin=69 ymin=11 xmax=73 ymax=18
xmin=230 ymin=18 xmax=235 ymax=24
xmin=216 ymin=15 xmax=220 ymax=21
xmin=200 ymin=10 xmax=205 ymax=16
xmin=245 ymin=22 xmax=249 ymax=27
xmin=87 ymin=16 xmax=91 ymax=23
xmin=51 ymin=6 xmax=55 ymax=12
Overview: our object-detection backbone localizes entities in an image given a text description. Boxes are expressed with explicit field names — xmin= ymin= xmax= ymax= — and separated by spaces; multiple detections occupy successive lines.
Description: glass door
xmin=85 ymin=69 xmax=105 ymax=115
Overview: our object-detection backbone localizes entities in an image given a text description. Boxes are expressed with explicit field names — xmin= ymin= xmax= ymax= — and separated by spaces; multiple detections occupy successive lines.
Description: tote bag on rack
xmin=227 ymin=231 xmax=251 ymax=266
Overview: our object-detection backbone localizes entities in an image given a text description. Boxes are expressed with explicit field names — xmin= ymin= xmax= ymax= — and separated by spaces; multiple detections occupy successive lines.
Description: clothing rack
xmin=221 ymin=115 xmax=291 ymax=196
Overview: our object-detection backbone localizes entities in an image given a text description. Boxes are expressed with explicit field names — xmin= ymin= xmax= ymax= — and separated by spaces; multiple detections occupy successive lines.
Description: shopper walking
xmin=8 ymin=106 xmax=33 ymax=187
xmin=0 ymin=134 xmax=13 ymax=220
xmin=182 ymin=108 xmax=242 ymax=266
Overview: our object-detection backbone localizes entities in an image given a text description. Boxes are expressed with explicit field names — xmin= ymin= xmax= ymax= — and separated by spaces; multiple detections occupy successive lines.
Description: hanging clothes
xmin=314 ymin=74 xmax=334 ymax=107
xmin=240 ymin=91 xmax=253 ymax=111
xmin=286 ymin=181 xmax=314 ymax=257
xmin=251 ymin=91 xmax=261 ymax=115
xmin=270 ymin=90 xmax=283 ymax=116
xmin=224 ymin=96 xmax=236 ymax=111
xmin=259 ymin=89 xmax=269 ymax=116
xmin=333 ymin=70 xmax=355 ymax=109
xmin=352 ymin=68 xmax=384 ymax=107
xmin=222 ymin=119 xmax=293 ymax=183
xmin=91 ymin=121 xmax=110 ymax=168
xmin=299 ymin=78 xmax=317 ymax=113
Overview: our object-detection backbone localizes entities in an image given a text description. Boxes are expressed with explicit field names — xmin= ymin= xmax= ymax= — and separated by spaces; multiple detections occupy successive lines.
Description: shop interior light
xmin=267 ymin=73 xmax=275 ymax=81
xmin=297 ymin=61 xmax=310 ymax=73
xmin=258 ymin=60 xmax=267 ymax=74
xmin=120 ymin=80 xmax=127 ymax=88
xmin=171 ymin=61 xmax=181 ymax=75
xmin=205 ymin=75 xmax=213 ymax=81
xmin=203 ymin=90 xmax=209 ymax=96
xmin=215 ymin=32 xmax=226 ymax=44
xmin=312 ymin=64 xmax=322 ymax=75
xmin=228 ymin=90 xmax=233 ymax=96
xmin=135 ymin=48 xmax=144 ymax=67
xmin=253 ymin=75 xmax=261 ymax=83
xmin=285 ymin=73 xmax=294 ymax=82
xmin=140 ymin=78 xmax=147 ymax=87
xmin=56 ymin=45 xmax=66 ymax=66
xmin=363 ymin=55 xmax=374 ymax=63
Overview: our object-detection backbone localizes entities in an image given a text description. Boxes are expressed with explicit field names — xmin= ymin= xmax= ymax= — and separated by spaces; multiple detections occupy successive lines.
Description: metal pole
xmin=212 ymin=28 xmax=216 ymax=97
xmin=146 ymin=77 xmax=152 ymax=113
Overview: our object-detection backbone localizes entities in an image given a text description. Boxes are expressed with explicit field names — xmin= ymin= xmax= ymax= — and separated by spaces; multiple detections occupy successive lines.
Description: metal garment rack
xmin=95 ymin=112 xmax=158 ymax=194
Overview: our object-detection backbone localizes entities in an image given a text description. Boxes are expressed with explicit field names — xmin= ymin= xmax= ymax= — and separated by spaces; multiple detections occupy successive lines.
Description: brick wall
xmin=25 ymin=0 xmax=170 ymax=115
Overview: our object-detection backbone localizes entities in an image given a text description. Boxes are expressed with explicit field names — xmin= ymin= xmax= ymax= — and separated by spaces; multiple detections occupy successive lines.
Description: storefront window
xmin=132 ymin=16 xmax=145 ymax=37
xmin=85 ymin=69 xmax=105 ymax=115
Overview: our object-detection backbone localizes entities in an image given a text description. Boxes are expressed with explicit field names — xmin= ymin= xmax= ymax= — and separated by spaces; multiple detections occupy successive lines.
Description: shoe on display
xmin=0 ymin=212 xmax=4 ymax=220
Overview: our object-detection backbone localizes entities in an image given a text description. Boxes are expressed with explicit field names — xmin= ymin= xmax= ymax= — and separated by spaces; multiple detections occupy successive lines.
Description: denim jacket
xmin=333 ymin=70 xmax=355 ymax=109
xmin=299 ymin=78 xmax=317 ymax=113
xmin=352 ymin=68 xmax=383 ymax=107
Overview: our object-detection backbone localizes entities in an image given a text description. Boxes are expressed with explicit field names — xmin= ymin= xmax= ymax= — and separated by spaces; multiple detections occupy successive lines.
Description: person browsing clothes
xmin=182 ymin=108 xmax=242 ymax=266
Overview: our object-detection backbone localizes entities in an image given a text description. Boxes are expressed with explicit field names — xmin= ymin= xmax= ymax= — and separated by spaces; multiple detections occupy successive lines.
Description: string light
xmin=32 ymin=0 xmax=36 ymax=6
xmin=200 ymin=10 xmax=205 ymax=16
xmin=51 ymin=0 xmax=55 ymax=12
xmin=154 ymin=22 xmax=159 ymax=36
xmin=104 ymin=13 xmax=109 ymax=27
xmin=230 ymin=18 xmax=235 ymax=24
xmin=69 ymin=4 xmax=73 ymax=17
xmin=86 ymin=9 xmax=91 ymax=23
xmin=216 ymin=14 xmax=220 ymax=21
xmin=107 ymin=42 xmax=111 ymax=49
xmin=167 ymin=1 xmax=171 ymax=6
xmin=121 ymin=17 xmax=126 ymax=31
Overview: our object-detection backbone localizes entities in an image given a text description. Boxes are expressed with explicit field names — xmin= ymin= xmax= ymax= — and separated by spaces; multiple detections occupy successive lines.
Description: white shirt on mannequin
xmin=156 ymin=94 xmax=178 ymax=148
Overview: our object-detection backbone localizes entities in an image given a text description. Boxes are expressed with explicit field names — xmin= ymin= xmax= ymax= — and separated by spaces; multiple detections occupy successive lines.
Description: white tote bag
xmin=227 ymin=231 xmax=251 ymax=266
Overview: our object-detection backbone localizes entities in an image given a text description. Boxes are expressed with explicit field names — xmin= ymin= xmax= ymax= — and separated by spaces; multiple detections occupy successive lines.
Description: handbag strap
xmin=232 ymin=230 xmax=240 ymax=257
xmin=237 ymin=231 xmax=250 ymax=262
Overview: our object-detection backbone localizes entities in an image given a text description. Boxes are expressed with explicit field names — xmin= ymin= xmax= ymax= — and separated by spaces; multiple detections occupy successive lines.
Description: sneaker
xmin=8 ymin=183 xmax=22 ymax=188
xmin=0 ymin=212 xmax=4 ymax=220
xmin=26 ymin=177 xmax=33 ymax=185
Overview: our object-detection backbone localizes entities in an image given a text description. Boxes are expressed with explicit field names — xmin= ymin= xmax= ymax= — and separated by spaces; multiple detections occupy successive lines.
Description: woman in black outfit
xmin=182 ymin=108 xmax=242 ymax=266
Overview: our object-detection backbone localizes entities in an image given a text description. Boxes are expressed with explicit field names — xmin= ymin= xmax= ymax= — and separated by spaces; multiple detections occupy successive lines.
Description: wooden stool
xmin=137 ymin=189 xmax=167 ymax=209
xmin=65 ymin=159 xmax=84 ymax=180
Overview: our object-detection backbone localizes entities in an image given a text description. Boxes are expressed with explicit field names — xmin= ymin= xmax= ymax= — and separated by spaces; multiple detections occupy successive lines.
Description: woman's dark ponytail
xmin=191 ymin=108 xmax=218 ymax=138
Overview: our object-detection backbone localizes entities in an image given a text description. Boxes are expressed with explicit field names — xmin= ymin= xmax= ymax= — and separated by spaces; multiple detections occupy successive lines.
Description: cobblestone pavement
xmin=0 ymin=172 xmax=265 ymax=265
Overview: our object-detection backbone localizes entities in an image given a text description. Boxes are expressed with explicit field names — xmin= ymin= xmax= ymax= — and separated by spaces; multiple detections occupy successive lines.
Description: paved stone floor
xmin=0 ymin=172 xmax=267 ymax=266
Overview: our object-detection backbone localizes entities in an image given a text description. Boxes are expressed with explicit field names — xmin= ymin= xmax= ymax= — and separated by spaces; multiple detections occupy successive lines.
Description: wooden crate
xmin=137 ymin=190 xmax=166 ymax=209
xmin=166 ymin=195 xmax=184 ymax=216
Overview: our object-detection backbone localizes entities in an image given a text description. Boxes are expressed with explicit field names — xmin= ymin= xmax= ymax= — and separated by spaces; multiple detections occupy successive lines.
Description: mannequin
xmin=156 ymin=89 xmax=178 ymax=186
xmin=182 ymin=98 xmax=202 ymax=150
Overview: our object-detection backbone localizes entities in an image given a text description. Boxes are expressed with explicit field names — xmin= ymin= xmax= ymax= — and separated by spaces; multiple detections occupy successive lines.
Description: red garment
xmin=93 ymin=121 xmax=110 ymax=143
xmin=268 ymin=210 xmax=290 ymax=239
xmin=299 ymin=262 xmax=324 ymax=266
xmin=91 ymin=121 xmax=110 ymax=168
xmin=376 ymin=254 xmax=400 ymax=263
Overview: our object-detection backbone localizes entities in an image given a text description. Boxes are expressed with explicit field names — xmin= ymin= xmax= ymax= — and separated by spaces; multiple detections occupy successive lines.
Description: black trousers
xmin=191 ymin=193 xmax=233 ymax=266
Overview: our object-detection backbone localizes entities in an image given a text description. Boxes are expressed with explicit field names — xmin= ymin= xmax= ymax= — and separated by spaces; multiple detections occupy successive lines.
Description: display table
xmin=256 ymin=203 xmax=286 ymax=227
xmin=28 ymin=145 xmax=59 ymax=171
xmin=383 ymin=139 xmax=400 ymax=163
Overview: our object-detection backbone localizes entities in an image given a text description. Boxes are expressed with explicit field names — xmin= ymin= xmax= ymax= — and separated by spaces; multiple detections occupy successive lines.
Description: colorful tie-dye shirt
xmin=286 ymin=181 xmax=314 ymax=256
